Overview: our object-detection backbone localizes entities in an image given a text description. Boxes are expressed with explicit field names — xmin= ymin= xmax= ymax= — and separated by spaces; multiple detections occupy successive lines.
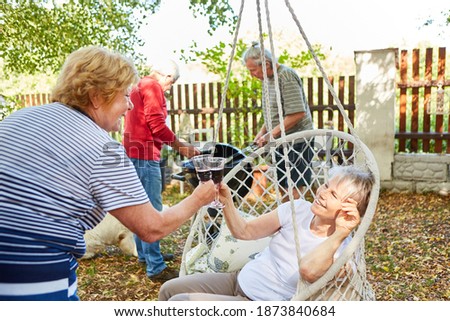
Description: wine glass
xmin=206 ymin=157 xmax=226 ymax=209
xmin=191 ymin=155 xmax=211 ymax=183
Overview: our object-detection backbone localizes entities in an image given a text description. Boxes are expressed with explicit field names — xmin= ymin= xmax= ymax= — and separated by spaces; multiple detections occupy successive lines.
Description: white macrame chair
xmin=180 ymin=0 xmax=380 ymax=301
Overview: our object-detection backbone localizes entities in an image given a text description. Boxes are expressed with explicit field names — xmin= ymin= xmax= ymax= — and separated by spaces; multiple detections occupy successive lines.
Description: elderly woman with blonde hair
xmin=0 ymin=46 xmax=215 ymax=300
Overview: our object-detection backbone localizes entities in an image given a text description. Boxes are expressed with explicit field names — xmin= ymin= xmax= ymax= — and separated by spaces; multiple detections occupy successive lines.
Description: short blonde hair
xmin=51 ymin=46 xmax=139 ymax=110
xmin=328 ymin=165 xmax=375 ymax=216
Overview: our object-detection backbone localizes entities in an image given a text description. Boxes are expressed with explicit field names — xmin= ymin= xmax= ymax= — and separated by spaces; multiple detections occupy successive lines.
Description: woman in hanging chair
xmin=158 ymin=165 xmax=374 ymax=301
xmin=243 ymin=41 xmax=314 ymax=201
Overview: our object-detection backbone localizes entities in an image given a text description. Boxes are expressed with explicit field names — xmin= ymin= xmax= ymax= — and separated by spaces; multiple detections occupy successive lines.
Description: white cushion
xmin=184 ymin=243 xmax=215 ymax=275
xmin=207 ymin=211 xmax=271 ymax=273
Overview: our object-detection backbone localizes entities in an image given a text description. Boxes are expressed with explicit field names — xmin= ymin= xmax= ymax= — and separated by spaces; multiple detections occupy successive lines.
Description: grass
xmin=77 ymin=183 xmax=449 ymax=301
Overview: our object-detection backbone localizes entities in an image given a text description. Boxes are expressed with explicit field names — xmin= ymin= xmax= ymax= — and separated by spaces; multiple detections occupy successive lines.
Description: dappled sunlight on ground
xmin=77 ymin=184 xmax=449 ymax=301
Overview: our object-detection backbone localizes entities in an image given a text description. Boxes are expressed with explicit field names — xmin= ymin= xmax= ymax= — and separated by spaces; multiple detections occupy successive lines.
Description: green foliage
xmin=0 ymin=1 xmax=161 ymax=75
xmin=0 ymin=0 xmax=236 ymax=76
xmin=0 ymin=94 xmax=20 ymax=121
xmin=0 ymin=59 xmax=56 ymax=97
xmin=278 ymin=47 xmax=326 ymax=70
xmin=424 ymin=9 xmax=450 ymax=26
xmin=188 ymin=0 xmax=237 ymax=35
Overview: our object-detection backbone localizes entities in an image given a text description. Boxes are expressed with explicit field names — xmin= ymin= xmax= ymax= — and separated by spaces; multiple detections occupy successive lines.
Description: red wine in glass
xmin=197 ymin=169 xmax=212 ymax=183
xmin=210 ymin=168 xmax=224 ymax=184
xmin=206 ymin=157 xmax=226 ymax=209
xmin=192 ymin=155 xmax=211 ymax=184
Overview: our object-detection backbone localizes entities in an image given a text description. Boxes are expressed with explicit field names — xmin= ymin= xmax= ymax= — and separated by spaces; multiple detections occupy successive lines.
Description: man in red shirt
xmin=123 ymin=59 xmax=200 ymax=281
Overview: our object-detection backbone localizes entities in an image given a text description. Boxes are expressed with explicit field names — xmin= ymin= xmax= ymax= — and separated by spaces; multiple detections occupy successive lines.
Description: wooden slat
xmin=328 ymin=76 xmax=336 ymax=129
xmin=398 ymin=50 xmax=408 ymax=152
xmin=348 ymin=76 xmax=355 ymax=126
xmin=317 ymin=77 xmax=324 ymax=128
xmin=183 ymin=84 xmax=190 ymax=136
xmin=422 ymin=48 xmax=433 ymax=152
xmin=192 ymin=83 xmax=199 ymax=139
xmin=216 ymin=83 xmax=223 ymax=142
xmin=176 ymin=83 xmax=183 ymax=136
xmin=209 ymin=82 xmax=215 ymax=136
xmin=234 ymin=95 xmax=240 ymax=145
xmin=411 ymin=48 xmax=420 ymax=152
xmin=396 ymin=132 xmax=450 ymax=139
xmin=397 ymin=79 xmax=450 ymax=88
xmin=338 ymin=76 xmax=349 ymax=148
xmin=347 ymin=76 xmax=355 ymax=151
xmin=31 ymin=94 xmax=36 ymax=106
xmin=241 ymin=80 xmax=250 ymax=143
xmin=434 ymin=48 xmax=445 ymax=153
xmin=445 ymin=49 xmax=450 ymax=154
xmin=200 ymin=83 xmax=208 ymax=140
xmin=226 ymin=85 xmax=232 ymax=143
xmin=309 ymin=104 xmax=355 ymax=111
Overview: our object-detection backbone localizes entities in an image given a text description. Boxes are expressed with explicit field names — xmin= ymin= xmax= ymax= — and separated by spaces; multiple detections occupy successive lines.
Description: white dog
xmin=82 ymin=213 xmax=137 ymax=259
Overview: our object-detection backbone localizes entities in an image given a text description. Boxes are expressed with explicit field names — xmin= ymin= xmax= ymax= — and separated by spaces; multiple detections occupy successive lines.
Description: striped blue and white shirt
xmin=0 ymin=103 xmax=149 ymax=300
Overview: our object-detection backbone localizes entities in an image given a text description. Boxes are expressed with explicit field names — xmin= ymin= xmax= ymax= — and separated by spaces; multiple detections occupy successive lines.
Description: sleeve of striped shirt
xmin=88 ymin=141 xmax=149 ymax=212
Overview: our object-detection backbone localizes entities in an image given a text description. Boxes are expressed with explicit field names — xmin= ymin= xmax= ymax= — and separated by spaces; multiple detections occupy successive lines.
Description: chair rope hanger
xmin=181 ymin=0 xmax=380 ymax=301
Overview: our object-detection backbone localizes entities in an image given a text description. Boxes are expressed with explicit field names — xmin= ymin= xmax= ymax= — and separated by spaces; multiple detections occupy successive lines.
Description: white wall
xmin=355 ymin=48 xmax=397 ymax=181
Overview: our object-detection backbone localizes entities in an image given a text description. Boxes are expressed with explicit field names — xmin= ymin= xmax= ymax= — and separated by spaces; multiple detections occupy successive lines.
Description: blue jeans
xmin=130 ymin=158 xmax=166 ymax=277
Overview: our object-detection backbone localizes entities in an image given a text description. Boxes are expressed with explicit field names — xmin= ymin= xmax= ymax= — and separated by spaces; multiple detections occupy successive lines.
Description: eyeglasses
xmin=166 ymin=74 xmax=177 ymax=85
xmin=124 ymin=93 xmax=133 ymax=107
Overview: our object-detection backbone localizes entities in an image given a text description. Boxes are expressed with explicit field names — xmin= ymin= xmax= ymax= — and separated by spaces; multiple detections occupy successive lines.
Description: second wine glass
xmin=206 ymin=157 xmax=226 ymax=209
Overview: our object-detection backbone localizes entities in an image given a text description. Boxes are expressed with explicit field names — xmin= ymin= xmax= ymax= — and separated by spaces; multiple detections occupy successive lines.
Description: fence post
xmin=354 ymin=48 xmax=397 ymax=182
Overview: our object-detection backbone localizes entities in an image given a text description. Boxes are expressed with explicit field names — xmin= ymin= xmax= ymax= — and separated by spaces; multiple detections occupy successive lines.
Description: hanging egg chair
xmin=180 ymin=0 xmax=380 ymax=301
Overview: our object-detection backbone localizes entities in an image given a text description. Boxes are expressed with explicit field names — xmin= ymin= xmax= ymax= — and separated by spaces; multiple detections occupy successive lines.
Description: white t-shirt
xmin=238 ymin=199 xmax=351 ymax=301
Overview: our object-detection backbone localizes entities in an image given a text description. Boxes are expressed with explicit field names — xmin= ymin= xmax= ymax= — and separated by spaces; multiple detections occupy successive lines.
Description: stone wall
xmin=381 ymin=154 xmax=450 ymax=195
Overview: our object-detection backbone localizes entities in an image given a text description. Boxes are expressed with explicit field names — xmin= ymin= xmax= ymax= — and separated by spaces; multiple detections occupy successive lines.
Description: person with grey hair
xmin=123 ymin=58 xmax=200 ymax=282
xmin=158 ymin=165 xmax=375 ymax=301
xmin=150 ymin=59 xmax=181 ymax=85
xmin=243 ymin=41 xmax=314 ymax=201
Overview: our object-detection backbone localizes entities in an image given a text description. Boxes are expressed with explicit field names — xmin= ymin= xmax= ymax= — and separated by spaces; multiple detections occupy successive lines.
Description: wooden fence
xmin=397 ymin=47 xmax=449 ymax=153
xmin=13 ymin=47 xmax=449 ymax=153
xmin=16 ymin=93 xmax=51 ymax=108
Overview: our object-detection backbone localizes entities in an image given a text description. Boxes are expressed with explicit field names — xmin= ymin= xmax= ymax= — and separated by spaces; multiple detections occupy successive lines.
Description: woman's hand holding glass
xmin=192 ymin=155 xmax=226 ymax=209
xmin=206 ymin=157 xmax=226 ymax=209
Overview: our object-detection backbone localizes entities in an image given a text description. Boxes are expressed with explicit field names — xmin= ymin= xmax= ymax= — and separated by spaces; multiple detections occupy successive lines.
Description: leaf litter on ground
xmin=77 ymin=185 xmax=449 ymax=301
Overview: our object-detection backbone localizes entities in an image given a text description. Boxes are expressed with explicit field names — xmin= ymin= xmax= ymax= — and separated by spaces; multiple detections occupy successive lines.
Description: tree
xmin=0 ymin=0 xmax=236 ymax=75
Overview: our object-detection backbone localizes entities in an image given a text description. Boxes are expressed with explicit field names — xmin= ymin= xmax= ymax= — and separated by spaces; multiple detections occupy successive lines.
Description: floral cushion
xmin=207 ymin=211 xmax=271 ymax=273
xmin=184 ymin=243 xmax=215 ymax=275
